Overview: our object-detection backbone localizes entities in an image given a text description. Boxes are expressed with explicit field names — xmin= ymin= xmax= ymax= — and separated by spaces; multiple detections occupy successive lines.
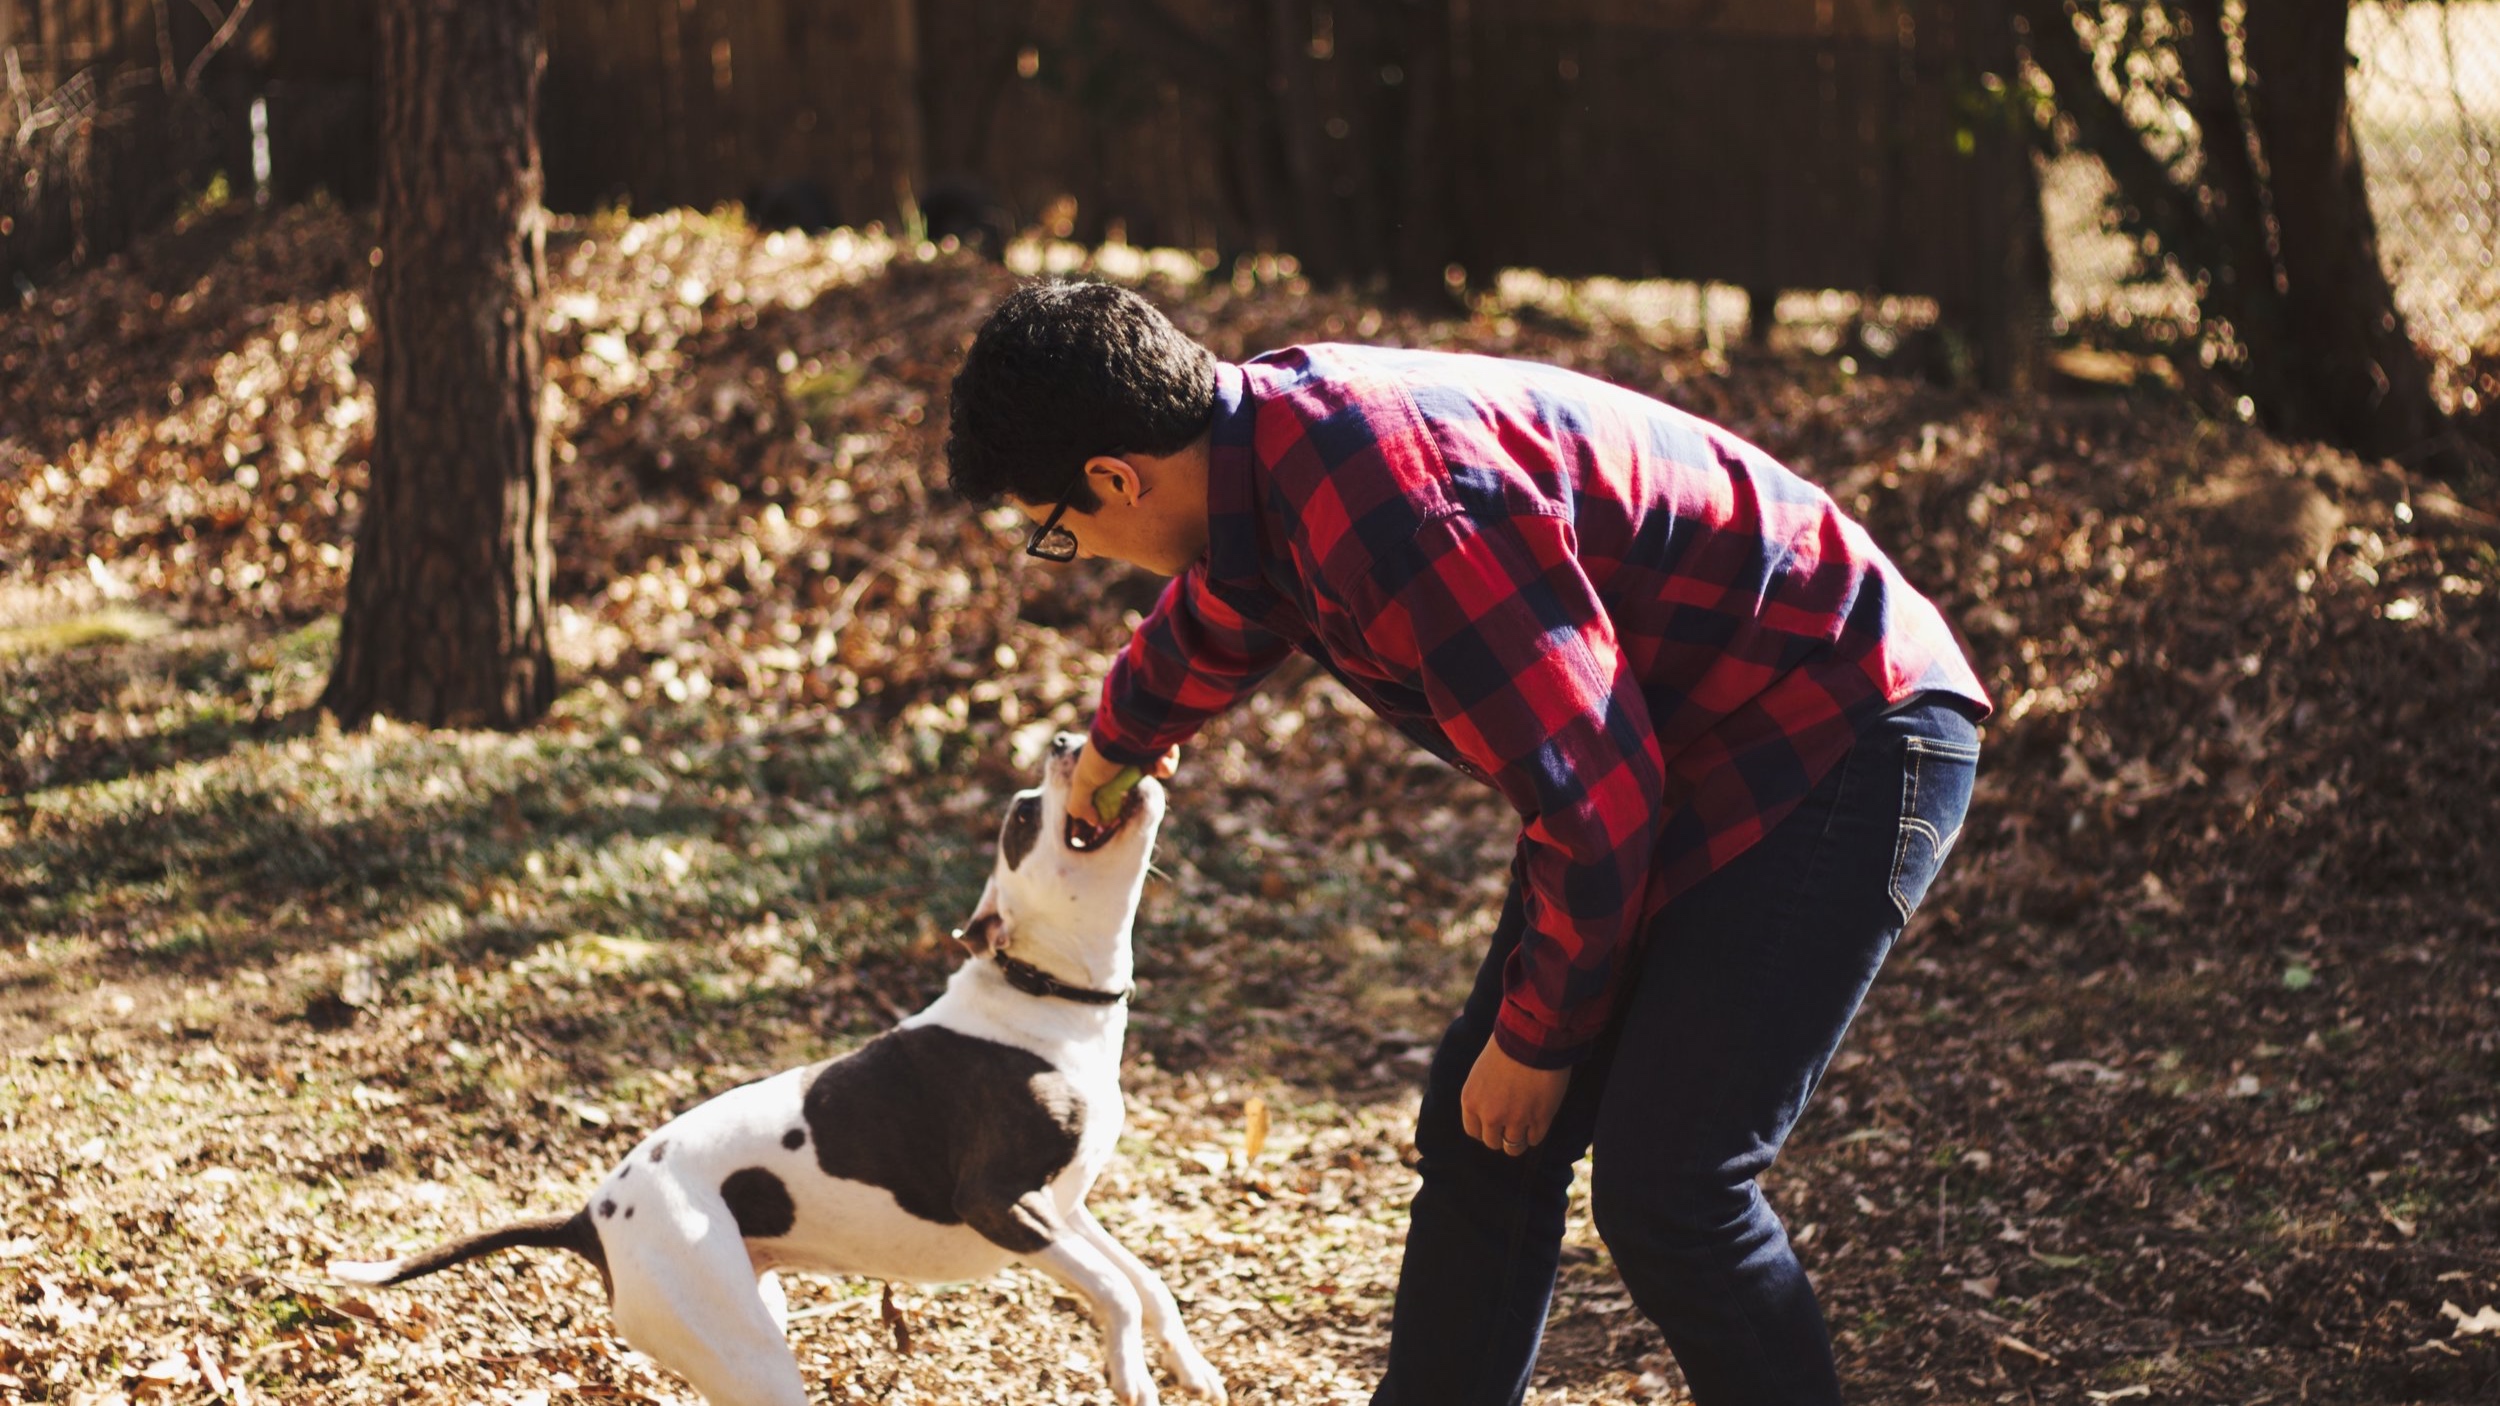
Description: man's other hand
xmin=1460 ymin=1037 xmax=1571 ymax=1157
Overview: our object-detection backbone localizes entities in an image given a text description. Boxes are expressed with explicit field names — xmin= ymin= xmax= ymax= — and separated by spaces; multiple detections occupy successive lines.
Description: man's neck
xmin=1121 ymin=433 xmax=1213 ymax=574
xmin=1168 ymin=432 xmax=1213 ymax=565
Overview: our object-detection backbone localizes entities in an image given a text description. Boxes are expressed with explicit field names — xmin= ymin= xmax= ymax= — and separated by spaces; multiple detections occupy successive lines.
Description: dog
xmin=329 ymin=733 xmax=1223 ymax=1406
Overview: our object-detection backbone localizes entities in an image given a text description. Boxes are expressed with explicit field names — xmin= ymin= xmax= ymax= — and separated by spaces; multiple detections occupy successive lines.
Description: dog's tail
xmin=327 ymin=1209 xmax=606 ymax=1287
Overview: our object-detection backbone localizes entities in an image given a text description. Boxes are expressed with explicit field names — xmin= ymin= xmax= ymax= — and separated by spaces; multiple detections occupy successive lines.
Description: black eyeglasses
xmin=1023 ymin=465 xmax=1088 ymax=562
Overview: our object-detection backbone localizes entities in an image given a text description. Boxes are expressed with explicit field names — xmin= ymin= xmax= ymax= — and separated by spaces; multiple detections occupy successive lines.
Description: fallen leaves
xmin=2442 ymin=1301 xmax=2500 ymax=1337
xmin=880 ymin=1283 xmax=914 ymax=1356
xmin=1994 ymin=1332 xmax=2055 ymax=1365
xmin=3 ymin=200 xmax=2496 ymax=1405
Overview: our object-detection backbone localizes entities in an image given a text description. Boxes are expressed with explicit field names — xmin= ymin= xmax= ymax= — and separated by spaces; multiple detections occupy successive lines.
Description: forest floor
xmin=2 ymin=200 xmax=2496 ymax=1405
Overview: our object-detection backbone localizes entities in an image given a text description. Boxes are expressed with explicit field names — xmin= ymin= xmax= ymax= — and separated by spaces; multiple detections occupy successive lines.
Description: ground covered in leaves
xmin=2 ymin=200 xmax=2496 ymax=1405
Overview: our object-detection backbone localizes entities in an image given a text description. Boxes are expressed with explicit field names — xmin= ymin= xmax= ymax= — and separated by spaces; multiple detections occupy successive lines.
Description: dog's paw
xmin=1162 ymin=1340 xmax=1225 ymax=1401
xmin=1150 ymin=1330 xmax=1220 ymax=1390
xmin=1106 ymin=1352 xmax=1160 ymax=1406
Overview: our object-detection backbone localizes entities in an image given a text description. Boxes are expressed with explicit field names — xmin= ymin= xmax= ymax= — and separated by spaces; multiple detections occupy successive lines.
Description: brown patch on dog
xmin=721 ymin=1167 xmax=796 ymax=1239
xmin=799 ymin=1024 xmax=1084 ymax=1254
xmin=1000 ymin=793 xmax=1042 ymax=871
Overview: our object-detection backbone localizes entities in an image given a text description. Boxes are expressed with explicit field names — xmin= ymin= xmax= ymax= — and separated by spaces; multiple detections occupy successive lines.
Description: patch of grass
xmin=785 ymin=361 xmax=866 ymax=421
xmin=0 ymin=607 xmax=172 ymax=657
xmin=273 ymin=615 xmax=340 ymax=667
xmin=0 ymin=614 xmax=342 ymax=793
xmin=8 ymin=211 xmax=2497 ymax=1406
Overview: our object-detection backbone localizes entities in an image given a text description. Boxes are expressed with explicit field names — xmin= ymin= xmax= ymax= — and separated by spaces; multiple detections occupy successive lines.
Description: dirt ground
xmin=2 ymin=203 xmax=2496 ymax=1405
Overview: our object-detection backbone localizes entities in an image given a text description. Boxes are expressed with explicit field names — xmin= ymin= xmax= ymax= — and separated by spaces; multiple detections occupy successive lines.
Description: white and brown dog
xmin=330 ymin=733 xmax=1222 ymax=1406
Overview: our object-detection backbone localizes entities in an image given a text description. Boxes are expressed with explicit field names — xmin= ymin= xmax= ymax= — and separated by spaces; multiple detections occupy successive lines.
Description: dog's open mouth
xmin=1064 ymin=788 xmax=1143 ymax=851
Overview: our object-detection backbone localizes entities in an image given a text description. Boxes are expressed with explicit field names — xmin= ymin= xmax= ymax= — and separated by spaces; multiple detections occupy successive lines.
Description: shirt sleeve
xmin=1089 ymin=561 xmax=1301 ymax=768
xmin=1356 ymin=506 xmax=1666 ymax=1069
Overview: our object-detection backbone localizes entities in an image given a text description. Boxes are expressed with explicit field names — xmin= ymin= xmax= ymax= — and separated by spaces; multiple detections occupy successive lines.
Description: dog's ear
xmin=951 ymin=913 xmax=1002 ymax=955
xmin=952 ymin=880 xmax=1002 ymax=955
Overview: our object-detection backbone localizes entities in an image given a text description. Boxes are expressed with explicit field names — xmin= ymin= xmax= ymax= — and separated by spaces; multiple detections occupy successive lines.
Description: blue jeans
xmin=1373 ymin=697 xmax=1981 ymax=1406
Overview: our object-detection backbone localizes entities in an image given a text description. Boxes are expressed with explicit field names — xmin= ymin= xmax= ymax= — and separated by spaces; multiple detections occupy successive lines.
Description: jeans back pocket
xmin=1890 ymin=736 xmax=1980 ymax=924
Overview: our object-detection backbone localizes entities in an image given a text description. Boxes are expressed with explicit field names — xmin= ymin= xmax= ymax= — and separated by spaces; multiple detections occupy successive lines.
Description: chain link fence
xmin=2042 ymin=1 xmax=2500 ymax=410
xmin=2353 ymin=0 xmax=2500 ymax=408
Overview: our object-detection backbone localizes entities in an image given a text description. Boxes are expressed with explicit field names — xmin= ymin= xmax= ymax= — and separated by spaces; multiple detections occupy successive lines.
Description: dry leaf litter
xmin=0 ymin=201 xmax=2494 ymax=1405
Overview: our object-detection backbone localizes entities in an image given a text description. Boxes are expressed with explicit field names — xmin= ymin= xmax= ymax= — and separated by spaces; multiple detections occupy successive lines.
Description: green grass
xmin=0 ymin=608 xmax=172 ymax=657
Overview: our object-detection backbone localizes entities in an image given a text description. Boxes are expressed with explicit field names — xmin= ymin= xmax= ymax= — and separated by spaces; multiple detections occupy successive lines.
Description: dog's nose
xmin=1050 ymin=732 xmax=1083 ymax=758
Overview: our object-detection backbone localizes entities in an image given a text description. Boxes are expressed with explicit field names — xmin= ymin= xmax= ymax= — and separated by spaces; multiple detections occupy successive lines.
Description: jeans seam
xmin=1889 ymin=749 xmax=1930 ymax=924
xmin=1812 ymin=735 xmax=1859 ymax=842
xmin=1470 ymin=1153 xmax=1552 ymax=1403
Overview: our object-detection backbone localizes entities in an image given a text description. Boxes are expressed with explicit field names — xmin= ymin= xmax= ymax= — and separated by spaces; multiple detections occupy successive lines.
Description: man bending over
xmin=944 ymin=279 xmax=1988 ymax=1406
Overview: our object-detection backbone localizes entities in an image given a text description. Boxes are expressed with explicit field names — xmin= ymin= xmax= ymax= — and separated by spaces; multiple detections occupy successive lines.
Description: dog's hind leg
xmin=607 ymin=1227 xmax=805 ymax=1406
xmin=756 ymin=1269 xmax=789 ymax=1332
xmin=1023 ymin=1234 xmax=1157 ymax=1406
xmin=1068 ymin=1206 xmax=1225 ymax=1401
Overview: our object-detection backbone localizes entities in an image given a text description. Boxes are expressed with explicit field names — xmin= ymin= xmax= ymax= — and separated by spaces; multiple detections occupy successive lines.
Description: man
xmin=944 ymin=279 xmax=1988 ymax=1406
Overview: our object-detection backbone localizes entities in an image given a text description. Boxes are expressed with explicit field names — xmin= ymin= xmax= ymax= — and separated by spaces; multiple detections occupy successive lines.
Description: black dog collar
xmin=993 ymin=951 xmax=1130 ymax=1006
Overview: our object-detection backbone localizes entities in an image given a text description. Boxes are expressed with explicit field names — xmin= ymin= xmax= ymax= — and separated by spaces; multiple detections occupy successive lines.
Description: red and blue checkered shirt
xmin=1090 ymin=346 xmax=1989 ymax=1069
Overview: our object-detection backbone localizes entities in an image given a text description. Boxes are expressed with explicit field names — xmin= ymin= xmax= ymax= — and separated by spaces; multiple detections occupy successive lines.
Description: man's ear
xmin=1082 ymin=454 xmax=1143 ymax=508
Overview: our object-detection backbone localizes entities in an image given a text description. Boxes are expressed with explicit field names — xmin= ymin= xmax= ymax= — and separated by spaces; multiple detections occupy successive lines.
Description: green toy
xmin=1091 ymin=766 xmax=1143 ymax=823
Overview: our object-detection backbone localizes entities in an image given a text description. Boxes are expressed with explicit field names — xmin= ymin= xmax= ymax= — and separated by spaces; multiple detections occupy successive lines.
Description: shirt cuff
xmin=1084 ymin=720 xmax=1168 ymax=771
xmin=1491 ymin=999 xmax=1596 ymax=1071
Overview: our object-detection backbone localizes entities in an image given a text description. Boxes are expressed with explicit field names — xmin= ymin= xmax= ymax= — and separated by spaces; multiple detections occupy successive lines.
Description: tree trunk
xmin=2241 ymin=0 xmax=2447 ymax=468
xmin=2173 ymin=0 xmax=2291 ymax=409
xmin=2018 ymin=0 xmax=2454 ymax=474
xmin=1962 ymin=0 xmax=2054 ymax=394
xmin=323 ymin=0 xmax=554 ymax=730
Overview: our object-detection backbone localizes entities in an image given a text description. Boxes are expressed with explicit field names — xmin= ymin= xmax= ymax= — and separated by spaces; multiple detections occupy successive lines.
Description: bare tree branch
xmin=151 ymin=0 xmax=180 ymax=92
xmin=2171 ymin=0 xmax=2290 ymax=405
xmin=2013 ymin=0 xmax=2225 ymax=283
xmin=183 ymin=0 xmax=258 ymax=91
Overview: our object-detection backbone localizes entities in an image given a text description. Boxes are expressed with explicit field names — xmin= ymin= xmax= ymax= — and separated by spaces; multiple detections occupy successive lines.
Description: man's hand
xmin=1068 ymin=739 xmax=1181 ymax=828
xmin=1459 ymin=1037 xmax=1571 ymax=1157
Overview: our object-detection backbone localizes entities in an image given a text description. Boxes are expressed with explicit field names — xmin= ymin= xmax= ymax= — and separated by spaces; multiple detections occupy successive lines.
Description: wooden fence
xmin=0 ymin=0 xmax=265 ymax=282
xmin=3 ymin=0 xmax=2045 ymax=378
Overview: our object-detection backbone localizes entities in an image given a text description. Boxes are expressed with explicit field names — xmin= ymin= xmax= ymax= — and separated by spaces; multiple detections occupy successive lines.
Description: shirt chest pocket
xmin=1304 ymin=566 xmax=1431 ymax=676
xmin=1312 ymin=611 xmax=1398 ymax=686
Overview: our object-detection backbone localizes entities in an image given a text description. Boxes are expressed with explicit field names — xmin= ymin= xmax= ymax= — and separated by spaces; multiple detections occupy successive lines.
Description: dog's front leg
xmin=959 ymin=1182 xmax=1157 ymax=1404
xmin=1067 ymin=1206 xmax=1225 ymax=1400
xmin=1021 ymin=1232 xmax=1158 ymax=1406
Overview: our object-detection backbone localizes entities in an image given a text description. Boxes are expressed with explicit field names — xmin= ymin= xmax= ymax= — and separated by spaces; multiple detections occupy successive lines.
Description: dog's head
xmin=953 ymin=733 xmax=1165 ymax=985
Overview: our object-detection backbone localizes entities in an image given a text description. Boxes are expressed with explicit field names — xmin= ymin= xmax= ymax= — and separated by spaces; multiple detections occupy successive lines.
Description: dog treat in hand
xmin=1092 ymin=766 xmax=1143 ymax=823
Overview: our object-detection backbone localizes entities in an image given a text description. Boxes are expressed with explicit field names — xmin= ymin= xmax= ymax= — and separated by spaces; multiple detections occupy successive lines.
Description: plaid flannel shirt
xmin=1090 ymin=346 xmax=1989 ymax=1069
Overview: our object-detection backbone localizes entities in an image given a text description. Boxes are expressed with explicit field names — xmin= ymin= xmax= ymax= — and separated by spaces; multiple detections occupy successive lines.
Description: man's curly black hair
xmin=945 ymin=280 xmax=1218 ymax=511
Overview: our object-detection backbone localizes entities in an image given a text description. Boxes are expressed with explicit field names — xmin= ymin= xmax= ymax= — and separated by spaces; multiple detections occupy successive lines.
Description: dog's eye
xmin=1001 ymin=795 xmax=1042 ymax=870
